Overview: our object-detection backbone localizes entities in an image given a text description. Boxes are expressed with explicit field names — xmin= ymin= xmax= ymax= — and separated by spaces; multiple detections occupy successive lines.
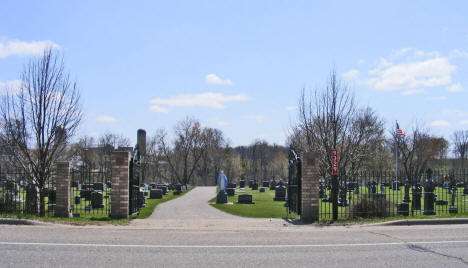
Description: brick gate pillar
xmin=55 ymin=161 xmax=71 ymax=218
xmin=110 ymin=151 xmax=130 ymax=219
xmin=301 ymin=152 xmax=320 ymax=223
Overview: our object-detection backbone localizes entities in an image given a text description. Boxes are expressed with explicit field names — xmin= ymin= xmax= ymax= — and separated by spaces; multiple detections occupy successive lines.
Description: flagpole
xmin=395 ymin=121 xmax=398 ymax=203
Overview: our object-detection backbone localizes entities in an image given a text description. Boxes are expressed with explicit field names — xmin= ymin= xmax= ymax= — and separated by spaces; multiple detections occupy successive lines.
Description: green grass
xmin=209 ymin=186 xmax=468 ymax=224
xmin=210 ymin=187 xmax=300 ymax=219
xmin=1 ymin=187 xmax=194 ymax=225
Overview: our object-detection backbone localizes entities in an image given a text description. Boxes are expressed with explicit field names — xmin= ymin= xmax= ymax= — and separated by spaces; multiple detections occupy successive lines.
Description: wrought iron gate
xmin=129 ymin=148 xmax=141 ymax=215
xmin=287 ymin=148 xmax=302 ymax=215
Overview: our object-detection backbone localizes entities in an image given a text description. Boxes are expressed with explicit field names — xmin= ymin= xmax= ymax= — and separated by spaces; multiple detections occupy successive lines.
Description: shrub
xmin=349 ymin=195 xmax=394 ymax=218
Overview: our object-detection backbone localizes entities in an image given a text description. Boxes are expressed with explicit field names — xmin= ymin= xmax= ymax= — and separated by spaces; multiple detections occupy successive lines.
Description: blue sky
xmin=1 ymin=1 xmax=467 ymax=146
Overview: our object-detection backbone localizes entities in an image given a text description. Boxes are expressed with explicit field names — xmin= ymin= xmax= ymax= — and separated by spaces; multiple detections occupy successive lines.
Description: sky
xmin=1 ymin=1 xmax=468 ymax=147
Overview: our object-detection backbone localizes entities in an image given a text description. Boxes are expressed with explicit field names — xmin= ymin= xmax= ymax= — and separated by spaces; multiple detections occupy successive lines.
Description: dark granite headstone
xmin=93 ymin=182 xmax=104 ymax=191
xmin=238 ymin=194 xmax=253 ymax=204
xmin=262 ymin=181 xmax=269 ymax=188
xmin=397 ymin=202 xmax=409 ymax=216
xmin=137 ymin=190 xmax=146 ymax=208
xmin=412 ymin=184 xmax=422 ymax=210
xmin=274 ymin=185 xmax=286 ymax=201
xmin=75 ymin=196 xmax=81 ymax=205
xmin=216 ymin=191 xmax=228 ymax=204
xmin=251 ymin=182 xmax=258 ymax=190
xmin=150 ymin=189 xmax=163 ymax=199
xmin=239 ymin=180 xmax=245 ymax=188
xmin=226 ymin=188 xmax=235 ymax=196
xmin=435 ymin=200 xmax=448 ymax=206
xmin=91 ymin=191 xmax=104 ymax=208
xmin=423 ymin=169 xmax=436 ymax=215
xmin=259 ymin=187 xmax=266 ymax=192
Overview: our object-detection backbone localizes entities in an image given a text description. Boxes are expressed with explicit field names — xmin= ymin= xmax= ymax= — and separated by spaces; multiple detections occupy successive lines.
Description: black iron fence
xmin=319 ymin=169 xmax=468 ymax=220
xmin=0 ymin=169 xmax=55 ymax=216
xmin=70 ymin=167 xmax=111 ymax=218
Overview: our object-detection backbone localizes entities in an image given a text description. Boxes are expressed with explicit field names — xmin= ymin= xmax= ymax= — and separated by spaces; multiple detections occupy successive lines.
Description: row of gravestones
xmin=221 ymin=180 xmax=288 ymax=204
xmin=147 ymin=183 xmax=188 ymax=200
xmin=319 ymin=179 xmax=468 ymax=215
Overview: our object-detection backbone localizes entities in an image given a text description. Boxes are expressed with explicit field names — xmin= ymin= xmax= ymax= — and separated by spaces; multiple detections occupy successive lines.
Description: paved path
xmin=131 ymin=186 xmax=289 ymax=230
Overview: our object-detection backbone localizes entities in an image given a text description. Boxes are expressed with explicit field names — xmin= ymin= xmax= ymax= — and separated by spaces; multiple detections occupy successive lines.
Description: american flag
xmin=396 ymin=122 xmax=406 ymax=137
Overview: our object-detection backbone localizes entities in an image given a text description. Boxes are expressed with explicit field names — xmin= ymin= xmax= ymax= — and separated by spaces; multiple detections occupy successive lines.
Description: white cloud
xmin=96 ymin=115 xmax=117 ymax=123
xmin=217 ymin=121 xmax=231 ymax=127
xmin=0 ymin=80 xmax=22 ymax=95
xmin=450 ymin=49 xmax=468 ymax=59
xmin=442 ymin=109 xmax=468 ymax=117
xmin=0 ymin=37 xmax=60 ymax=58
xmin=428 ymin=120 xmax=451 ymax=127
xmin=205 ymin=74 xmax=232 ymax=85
xmin=460 ymin=120 xmax=468 ymax=125
xmin=149 ymin=105 xmax=169 ymax=113
xmin=367 ymin=57 xmax=456 ymax=91
xmin=357 ymin=59 xmax=364 ymax=65
xmin=446 ymin=83 xmax=463 ymax=92
xmin=285 ymin=106 xmax=298 ymax=111
xmin=246 ymin=115 xmax=266 ymax=123
xmin=401 ymin=89 xmax=425 ymax=95
xmin=343 ymin=69 xmax=360 ymax=80
xmin=149 ymin=92 xmax=249 ymax=112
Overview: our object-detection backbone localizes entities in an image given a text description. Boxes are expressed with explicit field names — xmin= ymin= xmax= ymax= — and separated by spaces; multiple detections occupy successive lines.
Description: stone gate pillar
xmin=301 ymin=152 xmax=320 ymax=223
xmin=110 ymin=151 xmax=130 ymax=219
xmin=55 ymin=161 xmax=71 ymax=218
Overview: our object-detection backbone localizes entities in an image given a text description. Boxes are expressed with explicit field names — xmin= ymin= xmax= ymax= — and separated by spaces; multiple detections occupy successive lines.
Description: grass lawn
xmin=210 ymin=187 xmax=300 ymax=219
xmin=1 ymin=187 xmax=194 ymax=225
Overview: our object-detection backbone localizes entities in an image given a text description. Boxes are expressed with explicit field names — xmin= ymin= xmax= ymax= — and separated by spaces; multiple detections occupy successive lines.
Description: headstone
xmin=248 ymin=180 xmax=254 ymax=188
xmin=157 ymin=185 xmax=168 ymax=195
xmin=274 ymin=185 xmax=286 ymax=201
xmin=262 ymin=181 xmax=269 ymax=188
xmin=238 ymin=194 xmax=253 ymax=204
xmin=403 ymin=183 xmax=411 ymax=203
xmin=91 ymin=191 xmax=104 ymax=208
xmin=397 ymin=202 xmax=409 ymax=216
xmin=259 ymin=187 xmax=266 ymax=193
xmin=173 ymin=184 xmax=182 ymax=195
xmin=93 ymin=182 xmax=104 ymax=191
xmin=269 ymin=181 xmax=276 ymax=190
xmin=137 ymin=190 xmax=146 ymax=208
xmin=75 ymin=196 xmax=81 ymax=205
xmin=149 ymin=189 xmax=163 ymax=199
xmin=227 ymin=183 xmax=236 ymax=189
xmin=251 ymin=182 xmax=258 ymax=190
xmin=338 ymin=188 xmax=347 ymax=207
xmin=423 ymin=169 xmax=436 ymax=215
xmin=435 ymin=200 xmax=448 ymax=206
xmin=412 ymin=184 xmax=422 ymax=210
xmin=25 ymin=184 xmax=38 ymax=214
xmin=239 ymin=180 xmax=245 ymax=188
xmin=216 ymin=191 xmax=228 ymax=204
xmin=226 ymin=188 xmax=235 ymax=196
xmin=367 ymin=181 xmax=377 ymax=194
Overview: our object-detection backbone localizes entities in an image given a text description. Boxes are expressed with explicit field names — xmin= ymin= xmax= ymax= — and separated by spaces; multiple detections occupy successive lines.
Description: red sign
xmin=331 ymin=149 xmax=339 ymax=175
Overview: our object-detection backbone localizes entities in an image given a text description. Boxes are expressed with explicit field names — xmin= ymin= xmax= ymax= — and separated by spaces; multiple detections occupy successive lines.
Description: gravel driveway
xmin=131 ymin=186 xmax=290 ymax=230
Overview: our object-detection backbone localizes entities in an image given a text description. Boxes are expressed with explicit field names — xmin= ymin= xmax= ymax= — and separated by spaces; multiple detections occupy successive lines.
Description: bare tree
xmin=156 ymin=118 xmax=206 ymax=185
xmin=393 ymin=125 xmax=447 ymax=184
xmin=452 ymin=130 xmax=468 ymax=169
xmin=0 ymin=48 xmax=82 ymax=216
xmin=294 ymin=69 xmax=385 ymax=179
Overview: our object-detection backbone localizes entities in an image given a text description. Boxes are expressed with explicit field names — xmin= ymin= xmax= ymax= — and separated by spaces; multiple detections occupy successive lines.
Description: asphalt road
xmin=1 ymin=187 xmax=468 ymax=267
